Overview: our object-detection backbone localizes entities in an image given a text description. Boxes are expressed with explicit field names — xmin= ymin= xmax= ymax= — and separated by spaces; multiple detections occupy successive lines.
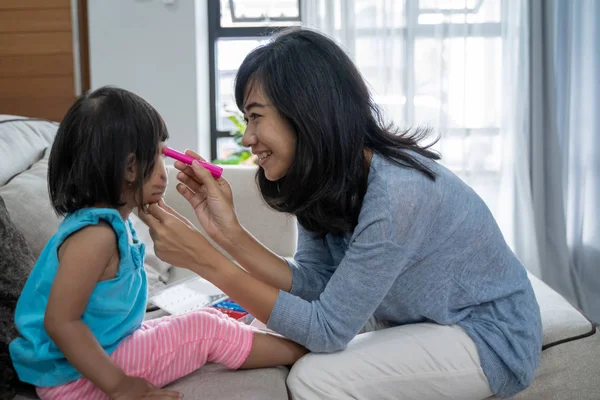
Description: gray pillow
xmin=0 ymin=149 xmax=60 ymax=259
xmin=0 ymin=195 xmax=35 ymax=399
xmin=0 ymin=116 xmax=57 ymax=187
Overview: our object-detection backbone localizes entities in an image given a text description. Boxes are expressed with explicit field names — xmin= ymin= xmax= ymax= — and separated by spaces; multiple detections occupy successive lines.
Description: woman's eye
xmin=244 ymin=113 xmax=260 ymax=123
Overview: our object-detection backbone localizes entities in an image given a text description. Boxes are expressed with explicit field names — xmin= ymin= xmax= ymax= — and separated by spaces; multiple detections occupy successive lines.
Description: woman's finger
xmin=173 ymin=160 xmax=191 ymax=172
xmin=190 ymin=160 xmax=222 ymax=193
xmin=146 ymin=203 xmax=169 ymax=223
xmin=158 ymin=199 xmax=196 ymax=229
xmin=157 ymin=199 xmax=177 ymax=215
xmin=173 ymin=150 xmax=205 ymax=173
xmin=184 ymin=149 xmax=205 ymax=161
xmin=137 ymin=207 xmax=161 ymax=228
xmin=177 ymin=183 xmax=205 ymax=210
xmin=177 ymin=171 xmax=209 ymax=194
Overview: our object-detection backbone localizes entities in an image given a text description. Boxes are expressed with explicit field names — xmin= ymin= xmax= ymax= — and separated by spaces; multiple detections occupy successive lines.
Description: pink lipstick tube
xmin=163 ymin=147 xmax=223 ymax=179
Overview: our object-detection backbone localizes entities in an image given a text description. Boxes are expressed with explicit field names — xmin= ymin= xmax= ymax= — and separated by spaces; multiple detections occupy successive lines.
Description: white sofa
xmin=2 ymin=116 xmax=599 ymax=399
xmin=0 ymin=116 xmax=291 ymax=399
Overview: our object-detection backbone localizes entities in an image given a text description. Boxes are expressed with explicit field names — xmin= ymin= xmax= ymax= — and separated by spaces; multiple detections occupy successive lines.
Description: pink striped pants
xmin=36 ymin=308 xmax=254 ymax=400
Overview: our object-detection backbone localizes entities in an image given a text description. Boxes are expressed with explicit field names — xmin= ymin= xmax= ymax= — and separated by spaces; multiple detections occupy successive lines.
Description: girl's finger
xmin=144 ymin=388 xmax=183 ymax=398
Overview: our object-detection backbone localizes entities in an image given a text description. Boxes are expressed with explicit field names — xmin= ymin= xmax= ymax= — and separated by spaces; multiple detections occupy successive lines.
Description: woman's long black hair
xmin=235 ymin=28 xmax=440 ymax=236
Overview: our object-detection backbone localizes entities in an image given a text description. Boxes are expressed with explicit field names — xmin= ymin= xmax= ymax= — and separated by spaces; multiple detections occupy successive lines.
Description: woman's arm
xmin=202 ymin=222 xmax=294 ymax=292
xmin=204 ymin=223 xmax=406 ymax=352
xmin=222 ymin=222 xmax=339 ymax=301
xmin=168 ymin=159 xmax=338 ymax=295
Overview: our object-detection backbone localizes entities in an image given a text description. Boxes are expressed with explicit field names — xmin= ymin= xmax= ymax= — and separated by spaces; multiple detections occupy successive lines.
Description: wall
xmin=0 ymin=0 xmax=80 ymax=121
xmin=87 ymin=0 xmax=210 ymax=158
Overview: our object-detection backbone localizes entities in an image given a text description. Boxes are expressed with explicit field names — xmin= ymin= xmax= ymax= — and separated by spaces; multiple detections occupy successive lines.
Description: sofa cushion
xmin=0 ymin=196 xmax=36 ymax=399
xmin=0 ymin=116 xmax=57 ymax=186
xmin=487 ymin=274 xmax=600 ymax=399
xmin=0 ymin=150 xmax=58 ymax=259
xmin=166 ymin=363 xmax=289 ymax=400
xmin=528 ymin=273 xmax=594 ymax=346
xmin=508 ymin=331 xmax=600 ymax=400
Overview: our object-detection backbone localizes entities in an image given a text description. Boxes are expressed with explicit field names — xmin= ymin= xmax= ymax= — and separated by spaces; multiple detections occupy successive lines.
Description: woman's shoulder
xmin=365 ymin=152 xmax=486 ymax=223
xmin=368 ymin=152 xmax=441 ymax=201
xmin=369 ymin=151 xmax=471 ymax=198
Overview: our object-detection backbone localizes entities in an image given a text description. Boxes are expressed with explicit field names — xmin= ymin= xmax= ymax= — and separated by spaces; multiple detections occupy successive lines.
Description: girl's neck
xmin=93 ymin=203 xmax=134 ymax=221
xmin=117 ymin=206 xmax=134 ymax=221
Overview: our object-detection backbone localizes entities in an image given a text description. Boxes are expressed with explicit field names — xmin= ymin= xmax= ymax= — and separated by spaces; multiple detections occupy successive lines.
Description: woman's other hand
xmin=138 ymin=200 xmax=220 ymax=274
xmin=174 ymin=150 xmax=242 ymax=246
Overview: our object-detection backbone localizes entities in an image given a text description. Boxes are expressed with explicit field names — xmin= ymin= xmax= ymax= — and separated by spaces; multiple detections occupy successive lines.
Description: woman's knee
xmin=287 ymin=353 xmax=341 ymax=400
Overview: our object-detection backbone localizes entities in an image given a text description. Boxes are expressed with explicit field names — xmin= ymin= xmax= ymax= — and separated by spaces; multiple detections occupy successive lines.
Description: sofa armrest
xmin=163 ymin=165 xmax=298 ymax=282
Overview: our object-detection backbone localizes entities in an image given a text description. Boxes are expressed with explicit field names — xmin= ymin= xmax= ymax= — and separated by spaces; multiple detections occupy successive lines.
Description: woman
xmin=139 ymin=28 xmax=542 ymax=399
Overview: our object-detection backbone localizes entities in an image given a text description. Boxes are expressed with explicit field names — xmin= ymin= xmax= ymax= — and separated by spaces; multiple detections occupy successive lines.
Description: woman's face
xmin=241 ymin=84 xmax=296 ymax=181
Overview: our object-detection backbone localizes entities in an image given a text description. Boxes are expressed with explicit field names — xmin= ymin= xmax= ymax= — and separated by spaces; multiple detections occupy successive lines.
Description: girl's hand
xmin=138 ymin=200 xmax=222 ymax=274
xmin=110 ymin=376 xmax=182 ymax=399
xmin=174 ymin=150 xmax=242 ymax=245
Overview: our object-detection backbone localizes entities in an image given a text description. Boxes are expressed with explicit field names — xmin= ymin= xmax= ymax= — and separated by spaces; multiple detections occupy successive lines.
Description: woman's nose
xmin=241 ymin=128 xmax=257 ymax=148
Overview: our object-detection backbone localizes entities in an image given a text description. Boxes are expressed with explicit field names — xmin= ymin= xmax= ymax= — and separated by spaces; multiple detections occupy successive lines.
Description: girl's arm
xmin=44 ymin=223 xmax=131 ymax=397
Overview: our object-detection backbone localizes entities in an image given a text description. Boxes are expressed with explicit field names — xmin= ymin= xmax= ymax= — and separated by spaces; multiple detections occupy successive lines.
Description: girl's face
xmin=141 ymin=141 xmax=168 ymax=205
xmin=241 ymin=85 xmax=296 ymax=181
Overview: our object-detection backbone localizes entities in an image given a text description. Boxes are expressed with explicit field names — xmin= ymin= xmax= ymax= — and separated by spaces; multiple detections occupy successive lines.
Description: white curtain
xmin=302 ymin=0 xmax=531 ymax=266
xmin=525 ymin=0 xmax=600 ymax=321
xmin=303 ymin=0 xmax=600 ymax=322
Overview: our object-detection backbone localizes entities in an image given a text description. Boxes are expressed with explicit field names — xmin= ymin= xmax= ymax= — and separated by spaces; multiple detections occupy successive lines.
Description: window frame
xmin=208 ymin=0 xmax=303 ymax=161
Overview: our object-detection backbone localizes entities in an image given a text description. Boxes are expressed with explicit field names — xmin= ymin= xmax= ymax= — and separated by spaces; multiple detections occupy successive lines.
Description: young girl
xmin=9 ymin=87 xmax=306 ymax=400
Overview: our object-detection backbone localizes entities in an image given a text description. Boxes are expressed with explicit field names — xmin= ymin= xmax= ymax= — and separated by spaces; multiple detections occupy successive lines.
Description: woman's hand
xmin=110 ymin=376 xmax=182 ymax=399
xmin=173 ymin=150 xmax=242 ymax=246
xmin=138 ymin=200 xmax=222 ymax=274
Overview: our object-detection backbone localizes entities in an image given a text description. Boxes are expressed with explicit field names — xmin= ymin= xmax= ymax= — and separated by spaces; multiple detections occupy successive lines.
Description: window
xmin=208 ymin=0 xmax=503 ymax=211
xmin=208 ymin=0 xmax=302 ymax=161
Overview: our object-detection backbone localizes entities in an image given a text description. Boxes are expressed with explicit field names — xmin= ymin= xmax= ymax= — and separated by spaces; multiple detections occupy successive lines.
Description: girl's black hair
xmin=48 ymin=86 xmax=169 ymax=216
xmin=235 ymin=28 xmax=440 ymax=236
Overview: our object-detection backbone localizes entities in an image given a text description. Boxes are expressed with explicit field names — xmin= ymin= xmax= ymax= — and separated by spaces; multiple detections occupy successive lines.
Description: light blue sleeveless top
xmin=9 ymin=208 xmax=147 ymax=387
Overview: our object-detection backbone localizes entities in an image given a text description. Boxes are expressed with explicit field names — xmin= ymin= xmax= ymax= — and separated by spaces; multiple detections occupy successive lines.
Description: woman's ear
xmin=125 ymin=153 xmax=137 ymax=184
